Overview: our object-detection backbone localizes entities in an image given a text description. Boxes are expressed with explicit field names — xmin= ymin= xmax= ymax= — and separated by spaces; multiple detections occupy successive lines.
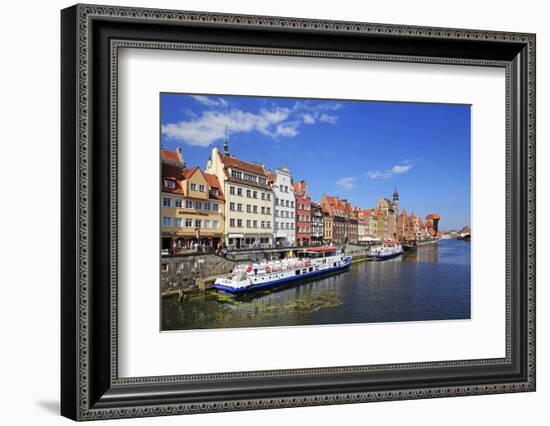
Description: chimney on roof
xmin=176 ymin=146 xmax=185 ymax=167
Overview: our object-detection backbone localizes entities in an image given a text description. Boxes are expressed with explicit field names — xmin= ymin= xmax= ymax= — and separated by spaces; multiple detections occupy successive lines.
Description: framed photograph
xmin=61 ymin=4 xmax=536 ymax=421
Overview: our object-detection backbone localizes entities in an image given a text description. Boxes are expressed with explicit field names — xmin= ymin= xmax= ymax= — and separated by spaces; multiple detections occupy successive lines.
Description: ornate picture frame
xmin=61 ymin=4 xmax=535 ymax=420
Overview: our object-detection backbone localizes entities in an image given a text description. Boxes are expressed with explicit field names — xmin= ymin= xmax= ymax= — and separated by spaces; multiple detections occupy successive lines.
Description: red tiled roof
xmin=219 ymin=153 xmax=267 ymax=176
xmin=267 ymin=172 xmax=277 ymax=183
xmin=161 ymin=149 xmax=181 ymax=165
xmin=203 ymin=172 xmax=225 ymax=201
xmin=426 ymin=213 xmax=441 ymax=220
xmin=162 ymin=163 xmax=186 ymax=194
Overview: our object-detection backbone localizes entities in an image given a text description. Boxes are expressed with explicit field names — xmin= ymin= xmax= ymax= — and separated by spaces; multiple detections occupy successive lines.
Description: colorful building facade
xmin=269 ymin=167 xmax=296 ymax=247
xmin=161 ymin=149 xmax=225 ymax=253
xmin=293 ymin=180 xmax=311 ymax=245
xmin=205 ymin=142 xmax=274 ymax=249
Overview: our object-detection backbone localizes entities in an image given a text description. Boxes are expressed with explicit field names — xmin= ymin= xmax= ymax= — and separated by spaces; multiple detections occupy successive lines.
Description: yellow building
xmin=161 ymin=149 xmax=225 ymax=253
xmin=322 ymin=214 xmax=333 ymax=243
xmin=205 ymin=143 xmax=274 ymax=250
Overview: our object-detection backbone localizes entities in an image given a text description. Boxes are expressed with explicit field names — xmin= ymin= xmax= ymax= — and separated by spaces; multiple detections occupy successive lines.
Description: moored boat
xmin=368 ymin=240 xmax=404 ymax=260
xmin=212 ymin=247 xmax=352 ymax=294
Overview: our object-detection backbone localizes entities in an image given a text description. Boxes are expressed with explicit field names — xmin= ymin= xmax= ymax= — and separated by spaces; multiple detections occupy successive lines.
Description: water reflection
xmin=162 ymin=239 xmax=471 ymax=330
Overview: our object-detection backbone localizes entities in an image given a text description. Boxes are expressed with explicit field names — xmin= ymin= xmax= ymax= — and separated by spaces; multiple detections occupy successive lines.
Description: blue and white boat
xmin=368 ymin=241 xmax=404 ymax=261
xmin=213 ymin=247 xmax=352 ymax=294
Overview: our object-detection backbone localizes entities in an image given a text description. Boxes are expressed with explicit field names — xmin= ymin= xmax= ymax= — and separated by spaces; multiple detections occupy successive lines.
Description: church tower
xmin=392 ymin=187 xmax=399 ymax=214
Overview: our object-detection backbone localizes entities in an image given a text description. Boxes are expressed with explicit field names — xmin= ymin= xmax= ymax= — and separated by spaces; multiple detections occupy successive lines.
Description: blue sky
xmin=161 ymin=93 xmax=471 ymax=231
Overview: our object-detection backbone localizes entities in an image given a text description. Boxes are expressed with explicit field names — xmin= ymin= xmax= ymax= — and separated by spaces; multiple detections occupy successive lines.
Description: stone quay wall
xmin=161 ymin=254 xmax=237 ymax=294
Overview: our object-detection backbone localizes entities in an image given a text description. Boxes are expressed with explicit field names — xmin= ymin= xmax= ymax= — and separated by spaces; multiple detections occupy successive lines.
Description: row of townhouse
xmin=160 ymin=142 xmax=440 ymax=253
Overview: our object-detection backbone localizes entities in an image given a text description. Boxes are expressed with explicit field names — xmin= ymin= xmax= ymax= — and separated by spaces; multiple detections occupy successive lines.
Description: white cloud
xmin=302 ymin=113 xmax=316 ymax=124
xmin=391 ymin=164 xmax=412 ymax=174
xmin=274 ymin=121 xmax=300 ymax=137
xmin=336 ymin=177 xmax=357 ymax=190
xmin=163 ymin=98 xmax=344 ymax=146
xmin=191 ymin=95 xmax=229 ymax=107
xmin=162 ymin=108 xmax=293 ymax=146
xmin=366 ymin=163 xmax=413 ymax=180
xmin=319 ymin=113 xmax=338 ymax=124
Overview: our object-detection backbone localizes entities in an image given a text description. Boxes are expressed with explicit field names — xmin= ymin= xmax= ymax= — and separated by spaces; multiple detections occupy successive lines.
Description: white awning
xmin=228 ymin=234 xmax=245 ymax=238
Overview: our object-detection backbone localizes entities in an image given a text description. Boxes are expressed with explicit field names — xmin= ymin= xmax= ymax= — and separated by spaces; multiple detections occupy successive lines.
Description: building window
xmin=212 ymin=220 xmax=219 ymax=229
xmin=246 ymin=189 xmax=251 ymax=198
xmin=185 ymin=200 xmax=192 ymax=209
xmin=253 ymin=205 xmax=258 ymax=214
xmin=237 ymin=188 xmax=242 ymax=196
xmin=164 ymin=179 xmax=176 ymax=189
xmin=261 ymin=192 xmax=265 ymax=200
xmin=195 ymin=219 xmax=201 ymax=228
xmin=230 ymin=202 xmax=235 ymax=211
xmin=231 ymin=170 xmax=242 ymax=179
xmin=266 ymin=221 xmax=271 ymax=229
xmin=253 ymin=220 xmax=258 ymax=228
xmin=229 ymin=218 xmax=235 ymax=227
xmin=244 ymin=173 xmax=257 ymax=182
xmin=237 ymin=203 xmax=243 ymax=212
xmin=162 ymin=216 xmax=172 ymax=227
xmin=261 ymin=221 xmax=265 ymax=229
xmin=204 ymin=202 xmax=211 ymax=211
xmin=266 ymin=193 xmax=271 ymax=201
xmin=174 ymin=199 xmax=182 ymax=208
xmin=190 ymin=183 xmax=197 ymax=191
xmin=204 ymin=220 xmax=211 ymax=229
xmin=237 ymin=219 xmax=243 ymax=228
xmin=259 ymin=177 xmax=267 ymax=185
xmin=185 ymin=218 xmax=193 ymax=227
xmin=229 ymin=186 xmax=235 ymax=195
xmin=210 ymin=188 xmax=218 ymax=196
xmin=212 ymin=203 xmax=219 ymax=212
xmin=246 ymin=220 xmax=251 ymax=228
xmin=246 ymin=204 xmax=252 ymax=213
xmin=261 ymin=206 xmax=265 ymax=215
xmin=195 ymin=201 xmax=202 ymax=210
xmin=199 ymin=184 xmax=205 ymax=192
xmin=162 ymin=197 xmax=171 ymax=207
xmin=253 ymin=191 xmax=258 ymax=199
xmin=174 ymin=218 xmax=183 ymax=227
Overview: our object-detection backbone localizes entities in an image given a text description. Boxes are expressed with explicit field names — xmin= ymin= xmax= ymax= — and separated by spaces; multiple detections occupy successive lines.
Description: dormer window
xmin=164 ymin=179 xmax=176 ymax=189
xmin=244 ymin=173 xmax=257 ymax=182
xmin=231 ymin=170 xmax=242 ymax=179
xmin=210 ymin=188 xmax=218 ymax=196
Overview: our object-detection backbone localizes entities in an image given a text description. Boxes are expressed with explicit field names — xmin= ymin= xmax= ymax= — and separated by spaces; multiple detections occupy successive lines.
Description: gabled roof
xmin=203 ymin=172 xmax=225 ymax=201
xmin=162 ymin=163 xmax=225 ymax=201
xmin=162 ymin=163 xmax=186 ymax=194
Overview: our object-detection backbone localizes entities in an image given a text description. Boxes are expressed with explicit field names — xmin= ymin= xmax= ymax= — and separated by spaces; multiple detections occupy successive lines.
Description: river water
xmin=162 ymin=239 xmax=471 ymax=331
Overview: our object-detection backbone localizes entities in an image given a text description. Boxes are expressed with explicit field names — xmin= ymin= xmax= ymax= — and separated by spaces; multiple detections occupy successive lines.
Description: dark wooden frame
xmin=61 ymin=4 xmax=536 ymax=421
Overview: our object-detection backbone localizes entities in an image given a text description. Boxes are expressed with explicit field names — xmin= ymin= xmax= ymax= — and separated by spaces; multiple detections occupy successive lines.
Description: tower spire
xmin=223 ymin=127 xmax=229 ymax=155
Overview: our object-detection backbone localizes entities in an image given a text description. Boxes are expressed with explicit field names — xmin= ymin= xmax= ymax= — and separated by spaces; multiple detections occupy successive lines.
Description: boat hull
xmin=213 ymin=256 xmax=352 ymax=294
xmin=368 ymin=251 xmax=404 ymax=261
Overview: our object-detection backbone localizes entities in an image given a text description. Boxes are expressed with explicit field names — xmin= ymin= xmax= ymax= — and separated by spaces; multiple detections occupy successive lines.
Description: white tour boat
xmin=212 ymin=247 xmax=352 ymax=294
xmin=368 ymin=240 xmax=404 ymax=260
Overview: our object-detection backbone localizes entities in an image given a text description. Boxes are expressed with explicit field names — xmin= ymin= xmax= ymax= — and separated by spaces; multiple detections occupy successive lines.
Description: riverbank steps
xmin=161 ymin=254 xmax=237 ymax=295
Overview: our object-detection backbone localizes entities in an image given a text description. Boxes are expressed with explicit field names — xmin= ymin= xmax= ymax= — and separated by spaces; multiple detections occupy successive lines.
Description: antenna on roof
xmin=223 ymin=126 xmax=229 ymax=155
